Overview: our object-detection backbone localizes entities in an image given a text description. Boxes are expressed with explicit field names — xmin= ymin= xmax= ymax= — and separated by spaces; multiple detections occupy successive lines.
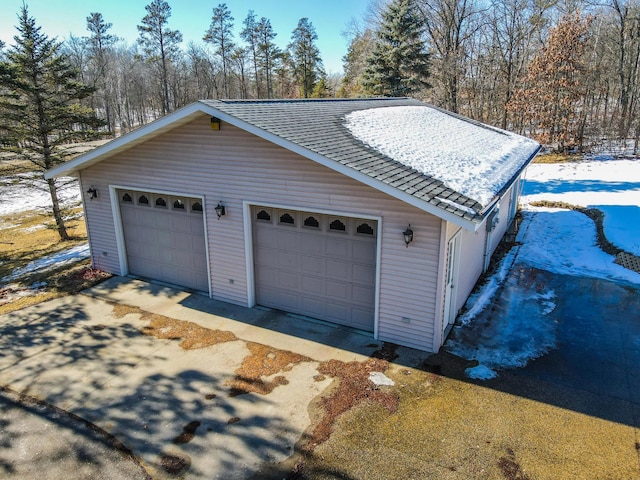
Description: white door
xmin=443 ymin=232 xmax=461 ymax=335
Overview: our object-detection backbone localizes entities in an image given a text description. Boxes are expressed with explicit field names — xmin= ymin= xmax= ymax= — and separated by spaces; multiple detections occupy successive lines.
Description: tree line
xmin=1 ymin=0 xmax=639 ymax=240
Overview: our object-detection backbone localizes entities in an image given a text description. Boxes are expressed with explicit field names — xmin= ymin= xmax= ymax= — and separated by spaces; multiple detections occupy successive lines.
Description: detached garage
xmin=46 ymin=98 xmax=539 ymax=352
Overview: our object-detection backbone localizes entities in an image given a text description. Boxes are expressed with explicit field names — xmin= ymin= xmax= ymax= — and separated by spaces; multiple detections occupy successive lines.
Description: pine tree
xmin=289 ymin=18 xmax=324 ymax=98
xmin=0 ymin=6 xmax=104 ymax=241
xmin=204 ymin=3 xmax=235 ymax=99
xmin=85 ymin=12 xmax=117 ymax=134
xmin=241 ymin=11 xmax=261 ymax=98
xmin=257 ymin=17 xmax=279 ymax=99
xmin=362 ymin=0 xmax=430 ymax=97
xmin=137 ymin=0 xmax=183 ymax=115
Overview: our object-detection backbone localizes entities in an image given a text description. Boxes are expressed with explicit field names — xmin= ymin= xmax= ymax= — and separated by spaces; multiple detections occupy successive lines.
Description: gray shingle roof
xmin=200 ymin=98 xmax=537 ymax=223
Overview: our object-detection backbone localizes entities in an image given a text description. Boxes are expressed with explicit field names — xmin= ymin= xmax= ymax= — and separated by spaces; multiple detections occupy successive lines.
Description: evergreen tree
xmin=85 ymin=12 xmax=117 ymax=134
xmin=204 ymin=3 xmax=235 ymax=98
xmin=137 ymin=0 xmax=183 ymax=115
xmin=362 ymin=0 xmax=430 ymax=97
xmin=289 ymin=18 xmax=324 ymax=98
xmin=241 ymin=10 xmax=261 ymax=98
xmin=257 ymin=17 xmax=279 ymax=98
xmin=0 ymin=6 xmax=104 ymax=241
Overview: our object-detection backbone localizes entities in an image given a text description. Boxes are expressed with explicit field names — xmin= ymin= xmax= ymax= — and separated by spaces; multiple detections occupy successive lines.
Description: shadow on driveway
xmin=437 ymin=267 xmax=640 ymax=428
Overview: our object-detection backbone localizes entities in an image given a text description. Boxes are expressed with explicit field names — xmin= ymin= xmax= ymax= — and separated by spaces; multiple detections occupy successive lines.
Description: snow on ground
xmin=447 ymin=157 xmax=640 ymax=379
xmin=516 ymin=208 xmax=640 ymax=284
xmin=0 ymin=174 xmax=81 ymax=216
xmin=522 ymin=159 xmax=640 ymax=255
xmin=2 ymin=244 xmax=90 ymax=283
xmin=345 ymin=106 xmax=539 ymax=207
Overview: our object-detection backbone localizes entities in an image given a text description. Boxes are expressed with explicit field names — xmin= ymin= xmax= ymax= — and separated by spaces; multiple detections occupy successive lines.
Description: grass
xmin=533 ymin=152 xmax=583 ymax=164
xmin=0 ymin=208 xmax=110 ymax=315
xmin=287 ymin=360 xmax=638 ymax=480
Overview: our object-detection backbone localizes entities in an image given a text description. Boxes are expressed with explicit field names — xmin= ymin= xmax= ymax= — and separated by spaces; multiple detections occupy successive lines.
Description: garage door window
xmin=303 ymin=215 xmax=320 ymax=229
xmin=356 ymin=221 xmax=375 ymax=236
xmin=329 ymin=218 xmax=346 ymax=232
xmin=155 ymin=197 xmax=167 ymax=208
xmin=256 ymin=209 xmax=271 ymax=222
xmin=173 ymin=199 xmax=185 ymax=210
xmin=279 ymin=212 xmax=295 ymax=225
xmin=138 ymin=195 xmax=149 ymax=206
xmin=191 ymin=200 xmax=203 ymax=212
xmin=121 ymin=192 xmax=133 ymax=203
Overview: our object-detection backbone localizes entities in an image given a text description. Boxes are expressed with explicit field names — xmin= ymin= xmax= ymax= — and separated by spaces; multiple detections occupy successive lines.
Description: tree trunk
xmin=47 ymin=178 xmax=70 ymax=241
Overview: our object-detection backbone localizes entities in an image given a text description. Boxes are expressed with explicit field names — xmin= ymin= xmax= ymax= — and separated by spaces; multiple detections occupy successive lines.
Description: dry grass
xmin=533 ymin=152 xmax=582 ymax=164
xmin=0 ymin=208 xmax=87 ymax=280
xmin=295 ymin=366 xmax=638 ymax=479
xmin=226 ymin=342 xmax=312 ymax=396
xmin=0 ymin=207 xmax=111 ymax=314
xmin=302 ymin=357 xmax=398 ymax=453
xmin=0 ymin=263 xmax=111 ymax=315
xmin=112 ymin=303 xmax=238 ymax=349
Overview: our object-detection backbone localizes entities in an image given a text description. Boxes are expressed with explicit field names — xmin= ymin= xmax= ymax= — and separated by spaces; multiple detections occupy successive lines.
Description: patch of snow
xmin=448 ymin=286 xmax=559 ymax=370
xmin=345 ymin=106 xmax=539 ymax=206
xmin=434 ymin=197 xmax=477 ymax=215
xmin=0 ymin=175 xmax=81 ymax=216
xmin=516 ymin=208 xmax=639 ymax=284
xmin=457 ymin=249 xmax=517 ymax=325
xmin=599 ymin=205 xmax=640 ymax=256
xmin=2 ymin=243 xmax=90 ymax=283
xmin=369 ymin=371 xmax=395 ymax=387
xmin=465 ymin=365 xmax=497 ymax=380
xmin=522 ymin=159 xmax=640 ymax=256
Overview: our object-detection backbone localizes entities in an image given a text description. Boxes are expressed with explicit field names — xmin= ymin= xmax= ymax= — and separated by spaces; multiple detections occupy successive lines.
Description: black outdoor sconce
xmin=86 ymin=187 xmax=98 ymax=200
xmin=215 ymin=201 xmax=226 ymax=219
xmin=403 ymin=224 xmax=414 ymax=247
xmin=210 ymin=116 xmax=221 ymax=130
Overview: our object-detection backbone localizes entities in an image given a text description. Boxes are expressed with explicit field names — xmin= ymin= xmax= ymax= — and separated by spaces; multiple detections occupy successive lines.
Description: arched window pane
xmin=329 ymin=219 xmax=346 ymax=231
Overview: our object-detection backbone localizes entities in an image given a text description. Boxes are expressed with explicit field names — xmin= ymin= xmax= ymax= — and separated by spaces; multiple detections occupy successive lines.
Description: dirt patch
xmin=159 ymin=453 xmax=191 ymax=476
xmin=498 ymin=448 xmax=531 ymax=480
xmin=172 ymin=421 xmax=201 ymax=445
xmin=227 ymin=416 xmax=241 ymax=425
xmin=226 ymin=342 xmax=311 ymax=396
xmin=0 ymin=263 xmax=111 ymax=315
xmin=304 ymin=357 xmax=398 ymax=452
xmin=111 ymin=303 xmax=238 ymax=350
xmin=370 ymin=342 xmax=399 ymax=362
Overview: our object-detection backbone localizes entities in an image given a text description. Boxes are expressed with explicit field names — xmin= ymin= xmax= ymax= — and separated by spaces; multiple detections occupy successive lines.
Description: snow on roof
xmin=345 ymin=106 xmax=539 ymax=206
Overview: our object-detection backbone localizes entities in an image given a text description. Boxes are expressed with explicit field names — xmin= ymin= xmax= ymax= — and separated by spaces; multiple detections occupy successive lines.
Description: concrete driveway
xmin=0 ymin=276 xmax=423 ymax=479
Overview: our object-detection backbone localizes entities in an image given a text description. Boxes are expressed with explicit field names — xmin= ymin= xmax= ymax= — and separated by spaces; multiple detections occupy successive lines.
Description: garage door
xmin=118 ymin=189 xmax=209 ymax=292
xmin=252 ymin=206 xmax=377 ymax=331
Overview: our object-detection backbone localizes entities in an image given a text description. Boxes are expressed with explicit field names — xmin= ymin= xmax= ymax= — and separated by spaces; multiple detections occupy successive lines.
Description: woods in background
xmin=1 ymin=0 xmax=640 ymax=154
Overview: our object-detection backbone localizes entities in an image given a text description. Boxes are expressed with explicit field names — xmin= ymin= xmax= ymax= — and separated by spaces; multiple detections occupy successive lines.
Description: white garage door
xmin=252 ymin=206 xmax=377 ymax=331
xmin=118 ymin=189 xmax=209 ymax=292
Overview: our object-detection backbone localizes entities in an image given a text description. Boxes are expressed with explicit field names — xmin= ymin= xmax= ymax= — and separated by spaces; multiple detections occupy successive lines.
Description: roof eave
xmin=44 ymin=102 xmax=210 ymax=179
xmin=45 ymin=100 xmax=483 ymax=230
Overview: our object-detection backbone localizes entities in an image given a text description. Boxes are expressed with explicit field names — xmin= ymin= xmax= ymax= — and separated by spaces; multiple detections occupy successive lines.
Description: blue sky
xmin=0 ymin=0 xmax=372 ymax=73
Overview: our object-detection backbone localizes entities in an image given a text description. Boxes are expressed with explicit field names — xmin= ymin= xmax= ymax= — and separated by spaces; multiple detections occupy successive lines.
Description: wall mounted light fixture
xmin=86 ymin=187 xmax=98 ymax=200
xmin=403 ymin=224 xmax=414 ymax=247
xmin=215 ymin=201 xmax=226 ymax=219
xmin=210 ymin=117 xmax=221 ymax=130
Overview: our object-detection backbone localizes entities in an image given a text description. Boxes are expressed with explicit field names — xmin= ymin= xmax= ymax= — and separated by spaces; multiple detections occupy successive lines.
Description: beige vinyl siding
xmin=488 ymin=181 xmax=519 ymax=255
xmin=79 ymin=115 xmax=442 ymax=351
xmin=444 ymin=181 xmax=520 ymax=320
